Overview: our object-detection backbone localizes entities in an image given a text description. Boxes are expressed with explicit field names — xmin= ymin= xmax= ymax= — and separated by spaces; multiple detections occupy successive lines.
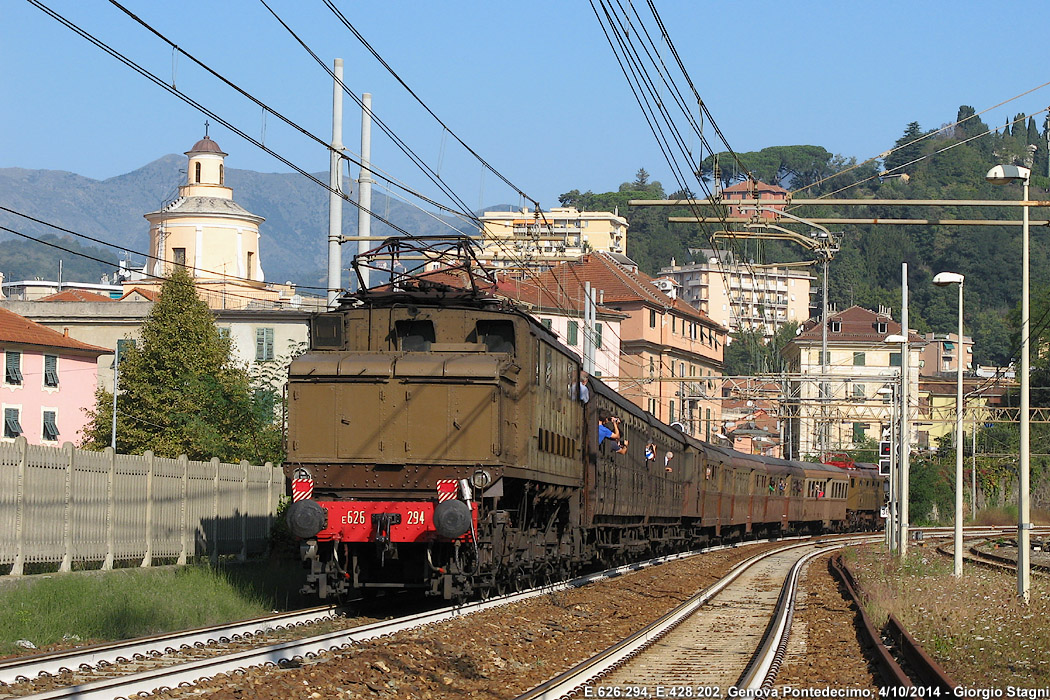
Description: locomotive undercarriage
xmin=300 ymin=478 xmax=589 ymax=601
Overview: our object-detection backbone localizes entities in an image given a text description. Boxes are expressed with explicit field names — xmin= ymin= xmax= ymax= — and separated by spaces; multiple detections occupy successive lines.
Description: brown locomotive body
xmin=283 ymin=285 xmax=885 ymax=601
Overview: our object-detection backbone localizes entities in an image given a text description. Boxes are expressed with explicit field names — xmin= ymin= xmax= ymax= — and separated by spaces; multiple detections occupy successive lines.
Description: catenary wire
xmin=258 ymin=0 xmax=481 ymax=230
xmin=319 ymin=0 xmax=542 ymax=212
xmin=26 ymin=0 xmax=424 ymax=242
xmin=104 ymin=0 xmax=477 ymax=225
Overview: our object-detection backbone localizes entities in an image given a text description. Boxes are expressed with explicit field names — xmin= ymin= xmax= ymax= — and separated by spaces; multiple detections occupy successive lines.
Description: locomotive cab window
xmin=396 ymin=320 xmax=435 ymax=351
xmin=472 ymin=320 xmax=516 ymax=353
xmin=311 ymin=314 xmax=344 ymax=349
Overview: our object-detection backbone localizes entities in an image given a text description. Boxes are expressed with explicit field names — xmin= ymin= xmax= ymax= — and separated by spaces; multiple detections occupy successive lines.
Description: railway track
xmin=514 ymin=535 xmax=879 ymax=699
xmin=0 ymin=538 xmax=804 ymax=699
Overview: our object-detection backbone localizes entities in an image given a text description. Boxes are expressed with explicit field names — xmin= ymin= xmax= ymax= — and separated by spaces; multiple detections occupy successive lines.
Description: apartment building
xmin=659 ymin=250 xmax=814 ymax=340
xmin=1 ymin=307 xmax=107 ymax=446
xmin=478 ymin=207 xmax=628 ymax=270
xmin=918 ymin=331 xmax=974 ymax=376
xmin=782 ymin=305 xmax=923 ymax=457
xmin=534 ymin=253 xmax=727 ymax=438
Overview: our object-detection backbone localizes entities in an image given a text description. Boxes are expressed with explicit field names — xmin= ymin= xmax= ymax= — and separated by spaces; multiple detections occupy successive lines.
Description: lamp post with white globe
xmin=933 ymin=271 xmax=965 ymax=577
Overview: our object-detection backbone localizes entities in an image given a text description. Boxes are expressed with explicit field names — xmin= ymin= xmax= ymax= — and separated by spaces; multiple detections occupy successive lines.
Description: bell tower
xmin=143 ymin=131 xmax=266 ymax=301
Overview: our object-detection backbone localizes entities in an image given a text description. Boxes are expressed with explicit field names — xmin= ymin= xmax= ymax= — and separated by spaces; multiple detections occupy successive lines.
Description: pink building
xmin=493 ymin=276 xmax=626 ymax=387
xmin=721 ymin=180 xmax=788 ymax=218
xmin=1 ymin=307 xmax=107 ymax=446
xmin=531 ymin=254 xmax=728 ymax=440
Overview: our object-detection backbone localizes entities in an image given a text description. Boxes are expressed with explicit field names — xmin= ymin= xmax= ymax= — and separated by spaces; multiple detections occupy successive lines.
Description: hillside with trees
xmin=562 ymin=106 xmax=1050 ymax=370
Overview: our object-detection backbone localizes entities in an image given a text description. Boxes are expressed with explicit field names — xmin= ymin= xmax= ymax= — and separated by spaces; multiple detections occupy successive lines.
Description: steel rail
xmin=735 ymin=540 xmax=874 ymax=689
xmin=10 ymin=537 xmax=804 ymax=699
xmin=512 ymin=535 xmax=875 ymax=700
xmin=0 ymin=605 xmax=339 ymax=686
xmin=830 ymin=553 xmax=957 ymax=691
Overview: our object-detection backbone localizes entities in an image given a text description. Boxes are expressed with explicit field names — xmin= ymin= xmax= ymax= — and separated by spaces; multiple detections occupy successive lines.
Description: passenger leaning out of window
xmin=598 ymin=411 xmax=628 ymax=455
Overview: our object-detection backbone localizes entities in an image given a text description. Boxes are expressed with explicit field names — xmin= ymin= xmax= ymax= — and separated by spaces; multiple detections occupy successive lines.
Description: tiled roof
xmin=0 ymin=307 xmax=108 ymax=354
xmin=794 ymin=305 xmax=923 ymax=344
xmin=119 ymin=287 xmax=159 ymax=302
xmin=37 ymin=289 xmax=115 ymax=302
xmin=530 ymin=254 xmax=725 ymax=330
xmin=722 ymin=180 xmax=789 ymax=195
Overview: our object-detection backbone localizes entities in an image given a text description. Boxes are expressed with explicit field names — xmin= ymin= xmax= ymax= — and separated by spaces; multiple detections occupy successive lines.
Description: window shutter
xmin=42 ymin=411 xmax=59 ymax=441
xmin=44 ymin=355 xmax=59 ymax=387
xmin=3 ymin=408 xmax=21 ymax=438
xmin=5 ymin=352 xmax=22 ymax=384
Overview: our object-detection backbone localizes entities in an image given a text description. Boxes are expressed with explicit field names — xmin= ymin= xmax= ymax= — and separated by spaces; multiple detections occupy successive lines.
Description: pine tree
xmin=882 ymin=121 xmax=925 ymax=174
xmin=82 ymin=269 xmax=282 ymax=463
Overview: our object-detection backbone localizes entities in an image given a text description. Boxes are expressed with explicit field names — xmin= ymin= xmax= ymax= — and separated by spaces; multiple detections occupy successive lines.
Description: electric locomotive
xmin=282 ymin=239 xmax=885 ymax=600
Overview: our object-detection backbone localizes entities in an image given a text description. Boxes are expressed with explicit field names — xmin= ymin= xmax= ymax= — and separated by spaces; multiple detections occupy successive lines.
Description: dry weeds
xmin=848 ymin=543 xmax=1050 ymax=688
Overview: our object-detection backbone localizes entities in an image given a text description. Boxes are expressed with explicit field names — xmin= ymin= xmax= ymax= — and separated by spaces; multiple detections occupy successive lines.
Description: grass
xmin=0 ymin=559 xmax=312 ymax=656
xmin=850 ymin=543 xmax=1050 ymax=687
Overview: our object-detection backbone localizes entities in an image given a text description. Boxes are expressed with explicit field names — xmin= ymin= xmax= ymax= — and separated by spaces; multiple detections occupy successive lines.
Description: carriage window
xmin=474 ymin=320 xmax=515 ymax=353
xmin=396 ymin=320 xmax=435 ymax=351
xmin=312 ymin=314 xmax=344 ymax=349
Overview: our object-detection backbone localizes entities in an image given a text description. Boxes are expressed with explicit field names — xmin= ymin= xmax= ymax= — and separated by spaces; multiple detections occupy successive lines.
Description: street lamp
xmin=933 ymin=271 xmax=965 ymax=577
xmin=986 ymin=164 xmax=1032 ymax=603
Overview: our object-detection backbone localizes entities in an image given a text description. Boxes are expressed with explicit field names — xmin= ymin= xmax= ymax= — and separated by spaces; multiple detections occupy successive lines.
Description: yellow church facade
xmin=132 ymin=134 xmax=313 ymax=310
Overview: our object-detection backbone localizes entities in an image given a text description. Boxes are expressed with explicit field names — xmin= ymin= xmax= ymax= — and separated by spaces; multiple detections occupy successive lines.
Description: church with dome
xmin=127 ymin=132 xmax=311 ymax=310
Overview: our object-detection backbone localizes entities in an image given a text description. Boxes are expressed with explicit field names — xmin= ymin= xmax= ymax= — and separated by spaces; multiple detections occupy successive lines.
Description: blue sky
xmin=4 ymin=1 xmax=1050 ymax=214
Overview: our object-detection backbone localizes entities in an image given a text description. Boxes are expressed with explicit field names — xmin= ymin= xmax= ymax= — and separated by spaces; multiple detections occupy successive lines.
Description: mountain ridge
xmin=0 ymin=156 xmax=484 ymax=288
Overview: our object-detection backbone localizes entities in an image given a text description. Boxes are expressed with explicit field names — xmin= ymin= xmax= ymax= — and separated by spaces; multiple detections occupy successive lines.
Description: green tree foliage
xmin=82 ymin=269 xmax=282 ymax=464
xmin=698 ymin=145 xmax=861 ymax=191
xmin=907 ymin=456 xmax=954 ymax=525
xmin=723 ymin=322 xmax=798 ymax=376
xmin=559 ymin=105 xmax=1050 ymax=371
xmin=882 ymin=121 xmax=926 ymax=174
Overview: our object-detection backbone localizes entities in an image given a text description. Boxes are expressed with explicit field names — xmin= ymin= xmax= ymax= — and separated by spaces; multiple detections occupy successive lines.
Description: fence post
xmin=140 ymin=450 xmax=154 ymax=568
xmin=266 ymin=461 xmax=276 ymax=539
xmin=11 ymin=437 xmax=28 ymax=576
xmin=59 ymin=442 xmax=74 ymax=573
xmin=102 ymin=447 xmax=116 ymax=570
xmin=211 ymin=457 xmax=220 ymax=565
xmin=239 ymin=461 xmax=249 ymax=562
xmin=177 ymin=454 xmax=189 ymax=566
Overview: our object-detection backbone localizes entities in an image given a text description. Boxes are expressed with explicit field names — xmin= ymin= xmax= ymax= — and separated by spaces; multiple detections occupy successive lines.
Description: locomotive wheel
xmin=511 ymin=565 xmax=528 ymax=592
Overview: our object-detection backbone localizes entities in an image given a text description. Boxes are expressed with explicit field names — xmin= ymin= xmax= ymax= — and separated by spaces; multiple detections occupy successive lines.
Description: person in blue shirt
xmin=598 ymin=413 xmax=628 ymax=454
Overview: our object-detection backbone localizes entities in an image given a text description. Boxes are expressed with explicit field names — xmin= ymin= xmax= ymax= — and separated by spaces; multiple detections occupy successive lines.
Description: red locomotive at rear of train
xmin=283 ymin=240 xmax=885 ymax=601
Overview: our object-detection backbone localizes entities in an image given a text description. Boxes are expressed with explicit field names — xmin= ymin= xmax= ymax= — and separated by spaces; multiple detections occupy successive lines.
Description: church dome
xmin=185 ymin=135 xmax=227 ymax=156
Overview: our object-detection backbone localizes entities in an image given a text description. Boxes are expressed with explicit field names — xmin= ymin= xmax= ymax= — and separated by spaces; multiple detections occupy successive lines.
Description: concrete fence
xmin=0 ymin=437 xmax=285 ymax=575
